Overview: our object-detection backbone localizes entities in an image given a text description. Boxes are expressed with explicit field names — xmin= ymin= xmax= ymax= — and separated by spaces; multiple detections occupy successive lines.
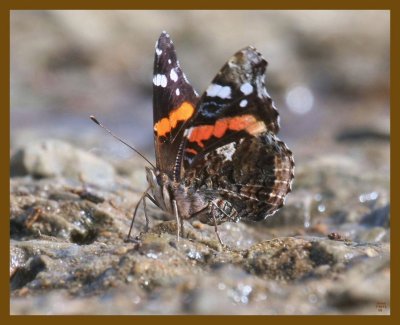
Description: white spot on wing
xmin=239 ymin=99 xmax=248 ymax=107
xmin=207 ymin=84 xmax=221 ymax=97
xmin=216 ymin=142 xmax=236 ymax=161
xmin=168 ymin=59 xmax=172 ymax=64
xmin=206 ymin=84 xmax=231 ymax=99
xmin=160 ymin=75 xmax=167 ymax=87
xmin=153 ymin=74 xmax=168 ymax=88
xmin=170 ymin=69 xmax=178 ymax=82
xmin=219 ymin=86 xmax=231 ymax=99
xmin=240 ymin=82 xmax=253 ymax=95
xmin=155 ymin=48 xmax=162 ymax=56
xmin=176 ymin=88 xmax=180 ymax=96
xmin=184 ymin=127 xmax=193 ymax=138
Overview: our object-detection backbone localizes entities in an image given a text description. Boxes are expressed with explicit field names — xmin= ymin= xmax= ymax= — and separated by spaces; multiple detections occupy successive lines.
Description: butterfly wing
xmin=183 ymin=46 xmax=280 ymax=167
xmin=184 ymin=133 xmax=294 ymax=222
xmin=153 ymin=32 xmax=199 ymax=178
xmin=182 ymin=46 xmax=294 ymax=221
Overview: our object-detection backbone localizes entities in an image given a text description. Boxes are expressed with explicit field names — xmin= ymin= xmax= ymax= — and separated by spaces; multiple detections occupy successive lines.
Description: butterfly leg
xmin=211 ymin=212 xmax=224 ymax=246
xmin=143 ymin=194 xmax=149 ymax=233
xmin=145 ymin=193 xmax=159 ymax=207
xmin=142 ymin=192 xmax=161 ymax=233
xmin=210 ymin=201 xmax=225 ymax=246
xmin=126 ymin=186 xmax=151 ymax=241
xmin=172 ymin=199 xmax=180 ymax=241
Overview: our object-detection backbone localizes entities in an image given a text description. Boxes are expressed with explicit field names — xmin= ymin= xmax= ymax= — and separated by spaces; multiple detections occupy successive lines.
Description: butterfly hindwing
xmin=184 ymin=132 xmax=294 ymax=222
xmin=153 ymin=32 xmax=199 ymax=177
xmin=182 ymin=46 xmax=280 ymax=167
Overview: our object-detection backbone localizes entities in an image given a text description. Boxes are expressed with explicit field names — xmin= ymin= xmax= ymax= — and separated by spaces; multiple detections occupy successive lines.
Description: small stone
xmin=10 ymin=139 xmax=115 ymax=188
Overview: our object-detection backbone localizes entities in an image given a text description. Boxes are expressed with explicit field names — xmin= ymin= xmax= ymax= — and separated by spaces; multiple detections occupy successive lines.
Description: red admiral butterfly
xmin=132 ymin=31 xmax=295 ymax=245
xmin=92 ymin=31 xmax=295 ymax=245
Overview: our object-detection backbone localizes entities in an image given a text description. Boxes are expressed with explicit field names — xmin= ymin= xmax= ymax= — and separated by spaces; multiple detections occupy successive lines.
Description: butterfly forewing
xmin=152 ymin=32 xmax=199 ymax=178
xmin=183 ymin=46 xmax=280 ymax=168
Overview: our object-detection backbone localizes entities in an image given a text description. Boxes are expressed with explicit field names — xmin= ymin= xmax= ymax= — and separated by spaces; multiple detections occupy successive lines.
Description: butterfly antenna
xmin=90 ymin=115 xmax=156 ymax=169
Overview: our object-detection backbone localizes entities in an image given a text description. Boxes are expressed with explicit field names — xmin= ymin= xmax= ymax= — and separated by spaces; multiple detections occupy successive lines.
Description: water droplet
xmin=359 ymin=191 xmax=379 ymax=203
xmin=146 ymin=252 xmax=159 ymax=259
xmin=317 ymin=204 xmax=326 ymax=213
xmin=344 ymin=253 xmax=354 ymax=260
xmin=187 ymin=249 xmax=202 ymax=261
xmin=232 ymin=283 xmax=252 ymax=304
xmin=286 ymin=86 xmax=314 ymax=115
xmin=240 ymin=284 xmax=252 ymax=296
xmin=240 ymin=296 xmax=249 ymax=304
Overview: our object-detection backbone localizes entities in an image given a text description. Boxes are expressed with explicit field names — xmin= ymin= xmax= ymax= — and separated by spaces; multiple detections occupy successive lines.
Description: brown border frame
xmin=3 ymin=1 xmax=396 ymax=324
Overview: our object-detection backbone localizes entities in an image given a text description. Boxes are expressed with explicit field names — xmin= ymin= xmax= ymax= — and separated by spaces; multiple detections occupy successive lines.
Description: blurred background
xmin=10 ymin=11 xmax=391 ymax=315
xmin=11 ymin=10 xmax=390 ymax=169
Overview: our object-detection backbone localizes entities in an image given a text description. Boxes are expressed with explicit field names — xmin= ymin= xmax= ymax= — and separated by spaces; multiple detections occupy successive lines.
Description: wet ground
xmin=10 ymin=11 xmax=390 ymax=314
xmin=9 ymin=137 xmax=390 ymax=314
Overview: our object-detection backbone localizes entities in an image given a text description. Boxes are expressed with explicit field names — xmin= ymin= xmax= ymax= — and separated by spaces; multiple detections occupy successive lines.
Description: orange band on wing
xmin=228 ymin=115 xmax=256 ymax=131
xmin=187 ymin=114 xmax=265 ymax=147
xmin=213 ymin=119 xmax=229 ymax=138
xmin=188 ymin=125 xmax=214 ymax=147
xmin=154 ymin=102 xmax=195 ymax=137
xmin=185 ymin=147 xmax=198 ymax=155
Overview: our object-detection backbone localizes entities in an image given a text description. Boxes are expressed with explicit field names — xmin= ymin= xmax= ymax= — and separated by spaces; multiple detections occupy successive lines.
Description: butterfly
xmin=130 ymin=31 xmax=294 ymax=245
